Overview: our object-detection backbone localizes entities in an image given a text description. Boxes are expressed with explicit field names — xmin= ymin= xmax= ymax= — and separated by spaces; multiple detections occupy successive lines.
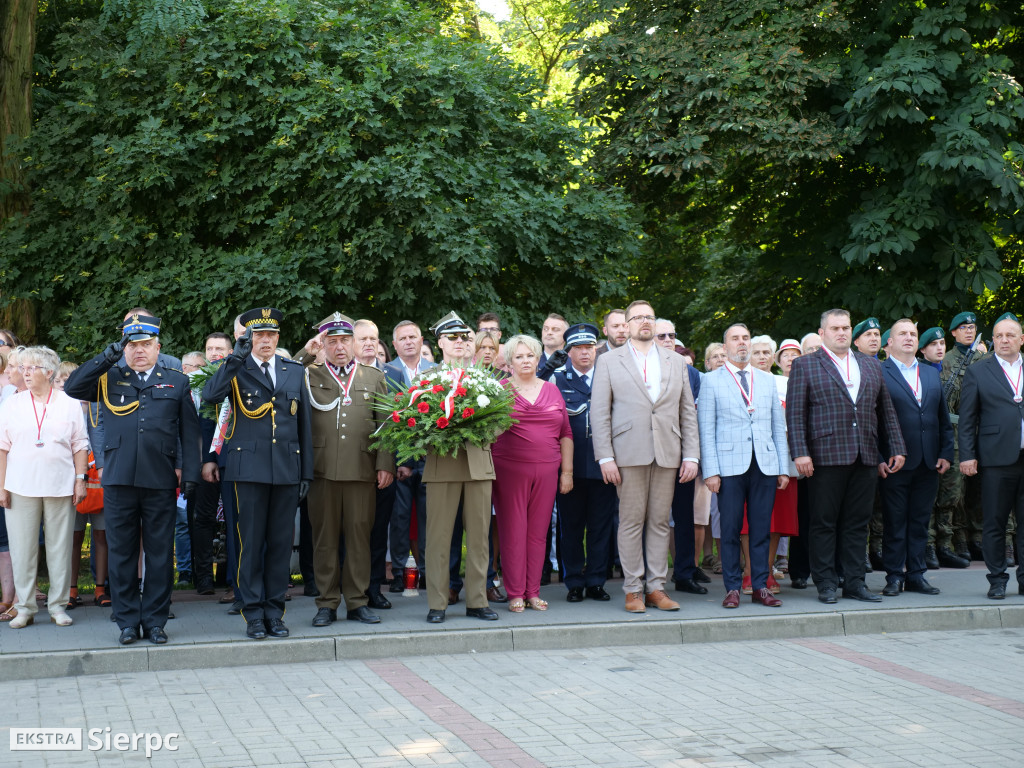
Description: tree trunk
xmin=1 ymin=0 xmax=36 ymax=221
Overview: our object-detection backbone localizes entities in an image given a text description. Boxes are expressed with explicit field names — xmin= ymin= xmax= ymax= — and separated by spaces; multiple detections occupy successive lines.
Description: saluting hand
xmin=233 ymin=327 xmax=253 ymax=359
xmin=102 ymin=334 xmax=130 ymax=364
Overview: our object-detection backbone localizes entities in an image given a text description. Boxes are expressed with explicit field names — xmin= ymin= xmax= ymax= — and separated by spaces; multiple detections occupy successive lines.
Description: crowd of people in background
xmin=0 ymin=301 xmax=1021 ymax=644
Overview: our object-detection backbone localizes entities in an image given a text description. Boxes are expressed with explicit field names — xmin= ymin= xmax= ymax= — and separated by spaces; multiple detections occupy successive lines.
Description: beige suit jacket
xmin=590 ymin=343 xmax=700 ymax=469
xmin=423 ymin=442 xmax=496 ymax=482
xmin=305 ymin=362 xmax=395 ymax=482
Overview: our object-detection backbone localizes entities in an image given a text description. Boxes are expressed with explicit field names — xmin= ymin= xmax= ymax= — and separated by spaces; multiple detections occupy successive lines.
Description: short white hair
xmin=750 ymin=335 xmax=777 ymax=357
xmin=503 ymin=334 xmax=542 ymax=366
xmin=19 ymin=345 xmax=60 ymax=382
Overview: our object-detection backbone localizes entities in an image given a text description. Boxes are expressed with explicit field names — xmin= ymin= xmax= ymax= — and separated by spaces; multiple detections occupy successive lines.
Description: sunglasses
xmin=656 ymin=332 xmax=676 ymax=340
xmin=444 ymin=333 xmax=470 ymax=341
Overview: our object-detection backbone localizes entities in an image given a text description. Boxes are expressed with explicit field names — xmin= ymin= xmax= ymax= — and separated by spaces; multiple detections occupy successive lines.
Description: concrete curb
xmin=2 ymin=604 xmax=1019 ymax=682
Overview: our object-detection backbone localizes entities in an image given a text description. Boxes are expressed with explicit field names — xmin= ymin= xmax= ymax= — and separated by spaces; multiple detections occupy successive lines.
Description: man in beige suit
xmin=422 ymin=311 xmax=500 ymax=624
xmin=297 ymin=313 xmax=395 ymax=626
xmin=591 ymin=300 xmax=701 ymax=612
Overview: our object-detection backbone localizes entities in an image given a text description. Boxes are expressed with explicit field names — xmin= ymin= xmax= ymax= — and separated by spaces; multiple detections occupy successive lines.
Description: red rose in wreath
xmin=461 ymin=407 xmax=475 ymax=419
xmin=456 ymin=387 xmax=467 ymax=397
xmin=417 ymin=401 xmax=430 ymax=413
xmin=436 ymin=416 xmax=450 ymax=429
xmin=407 ymin=418 xmax=416 ymax=427
xmin=432 ymin=384 xmax=445 ymax=393
xmin=391 ymin=411 xmax=401 ymax=423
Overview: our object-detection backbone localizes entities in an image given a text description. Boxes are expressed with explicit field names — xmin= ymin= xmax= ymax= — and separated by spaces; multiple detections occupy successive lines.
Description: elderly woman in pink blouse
xmin=492 ymin=334 xmax=572 ymax=612
xmin=0 ymin=346 xmax=89 ymax=628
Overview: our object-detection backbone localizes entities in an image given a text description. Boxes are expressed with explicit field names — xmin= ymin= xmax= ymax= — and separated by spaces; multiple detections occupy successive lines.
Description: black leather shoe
xmin=118 ymin=627 xmax=139 ymax=646
xmin=246 ymin=619 xmax=266 ymax=640
xmin=389 ymin=579 xmax=405 ymax=594
xmin=818 ymin=588 xmax=838 ymax=604
xmin=905 ymin=578 xmax=940 ymax=595
xmin=674 ymin=578 xmax=708 ymax=595
xmin=266 ymin=618 xmax=289 ymax=638
xmin=228 ymin=601 xmax=243 ymax=615
xmin=988 ymin=582 xmax=1007 ymax=600
xmin=864 ymin=552 xmax=873 ymax=573
xmin=567 ymin=587 xmax=585 ymax=602
xmin=366 ymin=590 xmax=392 ymax=610
xmin=937 ymin=547 xmax=970 ymax=569
xmin=842 ymin=585 xmax=883 ymax=602
xmin=882 ymin=579 xmax=903 ymax=597
xmin=487 ymin=585 xmax=508 ymax=603
xmin=426 ymin=609 xmax=445 ymax=623
xmin=540 ymin=565 xmax=552 ymax=586
xmin=312 ymin=607 xmax=337 ymax=627
xmin=693 ymin=567 xmax=712 ymax=584
xmin=791 ymin=577 xmax=808 ymax=589
xmin=347 ymin=606 xmax=381 ymax=624
xmin=466 ymin=606 xmax=499 ymax=620
xmin=924 ymin=544 xmax=940 ymax=570
xmin=586 ymin=586 xmax=611 ymax=601
xmin=303 ymin=583 xmax=321 ymax=597
xmin=196 ymin=580 xmax=215 ymax=596
xmin=147 ymin=626 xmax=168 ymax=645
xmin=955 ymin=548 xmax=972 ymax=562
xmin=869 ymin=550 xmax=884 ymax=571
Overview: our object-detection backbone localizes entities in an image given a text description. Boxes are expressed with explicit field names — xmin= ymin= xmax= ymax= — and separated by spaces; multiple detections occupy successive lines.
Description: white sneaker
xmin=50 ymin=611 xmax=73 ymax=627
xmin=9 ymin=612 xmax=34 ymax=629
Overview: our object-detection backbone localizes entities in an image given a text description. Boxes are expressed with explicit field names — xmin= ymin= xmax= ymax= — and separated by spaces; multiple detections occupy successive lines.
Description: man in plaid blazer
xmin=786 ymin=308 xmax=906 ymax=604
xmin=698 ymin=323 xmax=791 ymax=609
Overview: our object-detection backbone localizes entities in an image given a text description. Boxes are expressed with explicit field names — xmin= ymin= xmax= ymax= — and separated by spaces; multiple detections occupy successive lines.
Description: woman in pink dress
xmin=492 ymin=335 xmax=572 ymax=612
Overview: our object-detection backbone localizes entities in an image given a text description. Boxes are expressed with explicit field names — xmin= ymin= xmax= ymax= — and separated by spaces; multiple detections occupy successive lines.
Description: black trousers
xmin=391 ymin=466 xmax=427 ymax=577
xmin=232 ymin=481 xmax=298 ymax=621
xmin=188 ymin=478 xmax=221 ymax=587
xmin=881 ymin=463 xmax=939 ymax=581
xmin=788 ymin=478 xmax=812 ymax=581
xmin=671 ymin=479 xmax=698 ymax=582
xmin=558 ymin=478 xmax=616 ymax=589
xmin=369 ymin=482 xmax=396 ymax=591
xmin=298 ymin=497 xmax=316 ymax=585
xmin=808 ymin=464 xmax=877 ymax=592
xmin=980 ymin=452 xmax=1024 ymax=587
xmin=104 ymin=485 xmax=176 ymax=632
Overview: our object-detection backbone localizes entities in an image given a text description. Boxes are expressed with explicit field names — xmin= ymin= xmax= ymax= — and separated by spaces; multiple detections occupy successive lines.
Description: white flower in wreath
xmin=477 ymin=394 xmax=491 ymax=408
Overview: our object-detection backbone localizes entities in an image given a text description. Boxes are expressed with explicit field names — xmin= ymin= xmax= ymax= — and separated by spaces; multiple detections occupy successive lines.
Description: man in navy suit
xmin=786 ymin=308 xmax=906 ymax=604
xmin=698 ymin=323 xmax=790 ymax=609
xmin=202 ymin=307 xmax=313 ymax=639
xmin=879 ymin=319 xmax=953 ymax=596
xmin=65 ymin=314 xmax=201 ymax=646
xmin=959 ymin=312 xmax=1024 ymax=599
xmin=554 ymin=323 xmax=615 ymax=602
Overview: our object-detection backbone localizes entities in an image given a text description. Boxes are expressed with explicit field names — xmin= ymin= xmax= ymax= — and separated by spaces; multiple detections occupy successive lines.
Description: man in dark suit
xmin=202 ymin=307 xmax=313 ymax=639
xmin=879 ymin=319 xmax=954 ymax=596
xmin=786 ymin=308 xmax=906 ymax=604
xmin=958 ymin=312 xmax=1024 ymax=599
xmin=553 ymin=323 xmax=615 ymax=602
xmin=65 ymin=315 xmax=201 ymax=646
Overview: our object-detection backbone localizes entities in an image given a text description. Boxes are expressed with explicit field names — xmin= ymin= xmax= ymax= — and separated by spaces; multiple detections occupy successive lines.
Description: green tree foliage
xmin=573 ymin=1 xmax=1024 ymax=346
xmin=0 ymin=0 xmax=637 ymax=356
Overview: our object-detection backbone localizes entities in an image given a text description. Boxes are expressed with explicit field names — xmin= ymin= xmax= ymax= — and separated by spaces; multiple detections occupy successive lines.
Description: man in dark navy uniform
xmin=202 ymin=307 xmax=313 ymax=640
xmin=553 ymin=323 xmax=615 ymax=602
xmin=64 ymin=314 xmax=201 ymax=646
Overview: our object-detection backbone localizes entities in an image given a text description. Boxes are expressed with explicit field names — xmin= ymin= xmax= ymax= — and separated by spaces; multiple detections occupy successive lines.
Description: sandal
xmin=0 ymin=605 xmax=17 ymax=622
xmin=95 ymin=588 xmax=111 ymax=608
xmin=508 ymin=598 xmax=525 ymax=613
xmin=67 ymin=588 xmax=83 ymax=611
xmin=526 ymin=598 xmax=548 ymax=611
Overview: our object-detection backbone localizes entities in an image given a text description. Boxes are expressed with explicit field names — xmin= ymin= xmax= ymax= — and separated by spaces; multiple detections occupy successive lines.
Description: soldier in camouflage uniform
xmin=853 ymin=318 xmax=887 ymax=571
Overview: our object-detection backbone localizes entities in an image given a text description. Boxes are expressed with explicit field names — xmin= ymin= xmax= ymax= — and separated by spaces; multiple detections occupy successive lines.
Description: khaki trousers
xmin=309 ymin=478 xmax=375 ymax=611
xmin=7 ymin=493 xmax=76 ymax=617
xmin=616 ymin=465 xmax=677 ymax=594
xmin=425 ymin=480 xmax=492 ymax=611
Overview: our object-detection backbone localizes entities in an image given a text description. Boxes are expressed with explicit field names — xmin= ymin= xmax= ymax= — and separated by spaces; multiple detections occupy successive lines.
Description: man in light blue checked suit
xmin=698 ymin=323 xmax=791 ymax=609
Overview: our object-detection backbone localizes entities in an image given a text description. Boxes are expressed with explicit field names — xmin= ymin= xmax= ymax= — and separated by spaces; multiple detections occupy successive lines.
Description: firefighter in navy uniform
xmin=201 ymin=307 xmax=313 ymax=640
xmin=552 ymin=323 xmax=616 ymax=602
xmin=64 ymin=315 xmax=201 ymax=646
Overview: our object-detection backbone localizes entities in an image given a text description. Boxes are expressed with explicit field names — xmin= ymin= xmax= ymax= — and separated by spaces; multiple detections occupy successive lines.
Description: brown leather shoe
xmin=644 ymin=589 xmax=680 ymax=611
xmin=487 ymin=585 xmax=508 ymax=603
xmin=752 ymin=587 xmax=782 ymax=607
xmin=448 ymin=588 xmax=460 ymax=605
xmin=625 ymin=592 xmax=646 ymax=613
xmin=722 ymin=589 xmax=740 ymax=609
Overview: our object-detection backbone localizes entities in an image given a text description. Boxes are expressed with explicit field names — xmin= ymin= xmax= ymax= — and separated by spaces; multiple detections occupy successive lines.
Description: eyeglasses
xmin=0 ymin=341 xmax=8 ymax=347
xmin=628 ymin=315 xmax=655 ymax=323
xmin=956 ymin=324 xmax=977 ymax=332
xmin=18 ymin=365 xmax=44 ymax=373
xmin=656 ymin=332 xmax=676 ymax=340
xmin=444 ymin=333 xmax=470 ymax=341
xmin=478 ymin=327 xmax=500 ymax=334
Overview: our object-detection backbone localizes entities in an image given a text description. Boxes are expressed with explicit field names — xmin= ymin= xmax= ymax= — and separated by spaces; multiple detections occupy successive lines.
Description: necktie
xmin=261 ymin=361 xmax=273 ymax=388
xmin=738 ymin=369 xmax=749 ymax=395
xmin=138 ymin=371 xmax=146 ymax=385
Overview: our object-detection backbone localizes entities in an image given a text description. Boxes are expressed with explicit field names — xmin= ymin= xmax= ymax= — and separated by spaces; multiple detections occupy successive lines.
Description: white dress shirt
xmin=892 ymin=357 xmax=922 ymax=404
xmin=823 ymin=346 xmax=861 ymax=402
xmin=996 ymin=353 xmax=1024 ymax=449
xmin=627 ymin=341 xmax=661 ymax=402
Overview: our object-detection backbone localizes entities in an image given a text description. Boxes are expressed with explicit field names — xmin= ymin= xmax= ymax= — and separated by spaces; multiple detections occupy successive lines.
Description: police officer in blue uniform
xmin=202 ymin=307 xmax=313 ymax=640
xmin=553 ymin=323 xmax=615 ymax=602
xmin=64 ymin=314 xmax=201 ymax=646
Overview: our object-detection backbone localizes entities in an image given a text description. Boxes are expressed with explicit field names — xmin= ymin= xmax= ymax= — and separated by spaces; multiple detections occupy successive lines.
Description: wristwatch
xmin=75 ymin=474 xmax=88 ymax=480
